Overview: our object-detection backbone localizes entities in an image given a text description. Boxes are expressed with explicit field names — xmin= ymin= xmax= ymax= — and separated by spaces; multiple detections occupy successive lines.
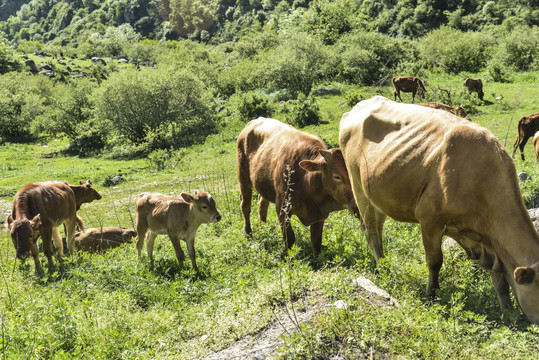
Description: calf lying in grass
xmin=74 ymin=227 xmax=136 ymax=253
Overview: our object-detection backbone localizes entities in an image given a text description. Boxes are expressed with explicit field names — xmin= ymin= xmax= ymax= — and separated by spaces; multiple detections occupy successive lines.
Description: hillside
xmin=0 ymin=0 xmax=538 ymax=45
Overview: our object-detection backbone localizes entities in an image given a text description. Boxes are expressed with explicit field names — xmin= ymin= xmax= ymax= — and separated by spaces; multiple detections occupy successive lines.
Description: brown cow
xmin=237 ymin=117 xmax=357 ymax=257
xmin=511 ymin=113 xmax=539 ymax=160
xmin=463 ymin=77 xmax=484 ymax=100
xmin=339 ymin=96 xmax=539 ymax=324
xmin=135 ymin=191 xmax=221 ymax=271
xmin=7 ymin=181 xmax=101 ymax=272
xmin=392 ymin=76 xmax=427 ymax=103
xmin=417 ymin=102 xmax=469 ymax=119
xmin=74 ymin=227 xmax=136 ymax=253
xmin=70 ymin=180 xmax=102 ymax=210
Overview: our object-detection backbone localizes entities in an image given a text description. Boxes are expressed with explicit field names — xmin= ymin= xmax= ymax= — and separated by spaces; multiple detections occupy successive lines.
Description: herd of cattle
xmin=4 ymin=83 xmax=539 ymax=325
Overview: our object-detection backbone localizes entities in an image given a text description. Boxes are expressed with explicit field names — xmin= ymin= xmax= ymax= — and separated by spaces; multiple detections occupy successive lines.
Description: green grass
xmin=1 ymin=72 xmax=539 ymax=359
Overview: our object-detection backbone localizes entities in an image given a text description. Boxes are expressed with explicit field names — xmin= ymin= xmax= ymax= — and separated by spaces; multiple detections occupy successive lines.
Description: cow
xmin=74 ymin=227 xmax=136 ymax=253
xmin=7 ymin=181 xmax=100 ymax=273
xmin=135 ymin=191 xmax=221 ymax=271
xmin=237 ymin=117 xmax=357 ymax=258
xmin=392 ymin=76 xmax=427 ymax=103
xmin=70 ymin=180 xmax=102 ymax=210
xmin=533 ymin=131 xmax=539 ymax=161
xmin=463 ymin=78 xmax=484 ymax=100
xmin=339 ymin=96 xmax=539 ymax=325
xmin=417 ymin=102 xmax=469 ymax=120
xmin=511 ymin=113 xmax=539 ymax=161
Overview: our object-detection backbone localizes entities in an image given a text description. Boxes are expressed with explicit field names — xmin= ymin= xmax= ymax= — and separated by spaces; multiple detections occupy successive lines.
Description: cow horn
xmin=86 ymin=179 xmax=92 ymax=185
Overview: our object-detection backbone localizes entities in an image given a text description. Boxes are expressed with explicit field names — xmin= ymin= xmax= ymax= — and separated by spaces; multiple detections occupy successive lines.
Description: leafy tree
xmin=0 ymin=34 xmax=21 ymax=74
xmin=164 ymin=0 xmax=219 ymax=36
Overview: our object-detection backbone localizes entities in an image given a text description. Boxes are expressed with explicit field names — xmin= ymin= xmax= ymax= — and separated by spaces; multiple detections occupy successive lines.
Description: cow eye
xmin=333 ymin=174 xmax=342 ymax=181
xmin=201 ymin=205 xmax=209 ymax=209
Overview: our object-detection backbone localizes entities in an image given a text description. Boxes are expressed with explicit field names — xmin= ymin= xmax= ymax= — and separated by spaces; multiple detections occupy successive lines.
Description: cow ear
xmin=299 ymin=160 xmax=321 ymax=172
xmin=30 ymin=214 xmax=41 ymax=230
xmin=514 ymin=266 xmax=536 ymax=284
xmin=181 ymin=193 xmax=195 ymax=203
xmin=80 ymin=181 xmax=84 ymax=185
xmin=319 ymin=149 xmax=332 ymax=162
xmin=6 ymin=215 xmax=13 ymax=230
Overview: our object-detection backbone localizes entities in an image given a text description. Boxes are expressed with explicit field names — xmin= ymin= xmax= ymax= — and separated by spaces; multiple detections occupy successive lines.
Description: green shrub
xmin=285 ymin=93 xmax=320 ymax=127
xmin=487 ymin=58 xmax=512 ymax=83
xmin=419 ymin=26 xmax=495 ymax=73
xmin=231 ymin=91 xmax=274 ymax=121
xmin=92 ymin=66 xmax=216 ymax=150
xmin=0 ymin=34 xmax=21 ymax=74
xmin=495 ymin=26 xmax=538 ymax=71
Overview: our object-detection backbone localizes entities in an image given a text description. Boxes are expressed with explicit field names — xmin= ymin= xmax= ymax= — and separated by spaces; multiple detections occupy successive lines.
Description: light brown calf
xmin=135 ymin=191 xmax=221 ymax=271
xmin=533 ymin=131 xmax=539 ymax=161
xmin=74 ymin=227 xmax=136 ymax=253
xmin=417 ymin=102 xmax=469 ymax=119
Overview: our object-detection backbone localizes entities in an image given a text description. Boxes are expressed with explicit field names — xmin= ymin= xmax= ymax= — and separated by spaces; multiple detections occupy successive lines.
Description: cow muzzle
xmin=213 ymin=213 xmax=222 ymax=222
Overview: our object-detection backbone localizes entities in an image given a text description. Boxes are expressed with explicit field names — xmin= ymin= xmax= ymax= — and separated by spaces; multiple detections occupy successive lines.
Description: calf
xmin=392 ymin=76 xmax=427 ymax=103
xmin=135 ymin=191 xmax=221 ymax=271
xmin=237 ymin=117 xmax=357 ymax=257
xmin=8 ymin=181 xmax=79 ymax=272
xmin=463 ymin=77 xmax=484 ymax=100
xmin=340 ymin=96 xmax=539 ymax=325
xmin=417 ymin=102 xmax=469 ymax=119
xmin=511 ymin=113 xmax=539 ymax=160
xmin=74 ymin=227 xmax=136 ymax=253
xmin=70 ymin=180 xmax=102 ymax=210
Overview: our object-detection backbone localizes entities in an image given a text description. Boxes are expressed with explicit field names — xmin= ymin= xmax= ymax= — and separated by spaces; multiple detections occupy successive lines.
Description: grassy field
xmin=1 ymin=71 xmax=539 ymax=359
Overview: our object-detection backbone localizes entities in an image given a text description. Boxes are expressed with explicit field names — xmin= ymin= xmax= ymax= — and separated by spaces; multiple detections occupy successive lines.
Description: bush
xmin=92 ymin=66 xmax=216 ymax=151
xmin=285 ymin=93 xmax=320 ymax=127
xmin=231 ymin=91 xmax=274 ymax=121
xmin=495 ymin=26 xmax=538 ymax=71
xmin=419 ymin=26 xmax=495 ymax=73
xmin=0 ymin=35 xmax=21 ymax=74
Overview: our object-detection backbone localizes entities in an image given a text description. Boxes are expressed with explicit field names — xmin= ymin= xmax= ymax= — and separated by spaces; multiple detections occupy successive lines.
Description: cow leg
xmin=361 ymin=206 xmax=386 ymax=265
xmin=258 ymin=195 xmax=270 ymax=223
xmin=412 ymin=90 xmax=416 ymax=103
xmin=490 ymin=271 xmax=512 ymax=309
xmin=64 ymin=219 xmax=77 ymax=256
xmin=40 ymin=226 xmax=55 ymax=268
xmin=420 ymin=223 xmax=445 ymax=295
xmin=310 ymin=221 xmax=325 ymax=258
xmin=145 ymin=231 xmax=158 ymax=263
xmin=136 ymin=221 xmax=148 ymax=259
xmin=519 ymin=136 xmax=529 ymax=161
xmin=168 ymin=233 xmax=187 ymax=269
xmin=30 ymin=242 xmax=42 ymax=275
xmin=277 ymin=198 xmax=295 ymax=252
xmin=394 ymin=89 xmax=402 ymax=102
xmin=185 ymin=237 xmax=198 ymax=272
xmin=239 ymin=184 xmax=253 ymax=236
xmin=52 ymin=226 xmax=63 ymax=257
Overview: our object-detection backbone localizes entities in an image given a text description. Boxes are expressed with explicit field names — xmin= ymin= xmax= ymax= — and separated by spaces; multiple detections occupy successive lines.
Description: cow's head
xmin=181 ymin=191 xmax=222 ymax=224
xmin=9 ymin=214 xmax=41 ymax=259
xmin=78 ymin=180 xmax=102 ymax=203
xmin=299 ymin=148 xmax=358 ymax=214
xmin=456 ymin=105 xmax=469 ymax=119
xmin=513 ymin=262 xmax=539 ymax=325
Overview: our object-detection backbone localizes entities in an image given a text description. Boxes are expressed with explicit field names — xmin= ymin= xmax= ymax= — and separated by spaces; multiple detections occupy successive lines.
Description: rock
xmin=313 ymin=88 xmax=341 ymax=96
xmin=518 ymin=172 xmax=531 ymax=182
xmin=353 ymin=276 xmax=399 ymax=307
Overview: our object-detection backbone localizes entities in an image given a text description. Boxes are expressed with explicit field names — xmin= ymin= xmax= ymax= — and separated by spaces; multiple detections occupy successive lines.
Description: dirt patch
xmin=204 ymin=277 xmax=397 ymax=359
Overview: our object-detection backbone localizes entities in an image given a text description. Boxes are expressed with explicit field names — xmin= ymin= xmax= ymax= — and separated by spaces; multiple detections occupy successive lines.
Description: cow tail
xmin=76 ymin=214 xmax=85 ymax=230
xmin=513 ymin=119 xmax=523 ymax=149
xmin=419 ymin=79 xmax=427 ymax=93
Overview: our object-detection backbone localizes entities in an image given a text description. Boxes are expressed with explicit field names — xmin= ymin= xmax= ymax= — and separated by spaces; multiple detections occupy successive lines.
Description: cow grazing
xmin=135 ymin=191 xmax=221 ymax=271
xmin=74 ymin=227 xmax=136 ymax=253
xmin=237 ymin=117 xmax=357 ymax=257
xmin=8 ymin=181 xmax=80 ymax=272
xmin=339 ymin=96 xmax=539 ymax=324
xmin=511 ymin=113 xmax=539 ymax=161
xmin=463 ymin=77 xmax=484 ymax=100
xmin=417 ymin=102 xmax=469 ymax=120
xmin=392 ymin=76 xmax=427 ymax=103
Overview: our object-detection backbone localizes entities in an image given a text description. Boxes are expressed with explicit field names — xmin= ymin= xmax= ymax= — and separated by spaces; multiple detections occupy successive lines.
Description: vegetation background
xmin=0 ymin=0 xmax=538 ymax=358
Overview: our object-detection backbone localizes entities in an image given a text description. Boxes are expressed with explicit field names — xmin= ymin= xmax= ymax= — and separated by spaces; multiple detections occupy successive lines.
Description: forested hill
xmin=1 ymin=0 xmax=538 ymax=45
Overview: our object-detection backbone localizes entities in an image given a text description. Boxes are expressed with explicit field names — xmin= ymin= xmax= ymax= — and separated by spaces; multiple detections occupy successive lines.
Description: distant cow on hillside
xmin=512 ymin=113 xmax=539 ymax=160
xmin=417 ymin=102 xmax=469 ymax=119
xmin=463 ymin=78 xmax=484 ymax=100
xmin=135 ymin=191 xmax=221 ymax=271
xmin=392 ymin=76 xmax=427 ymax=103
